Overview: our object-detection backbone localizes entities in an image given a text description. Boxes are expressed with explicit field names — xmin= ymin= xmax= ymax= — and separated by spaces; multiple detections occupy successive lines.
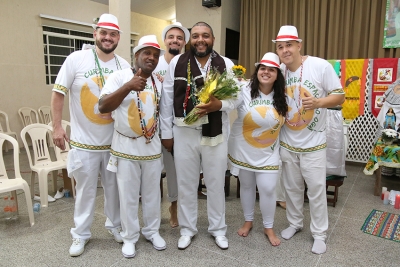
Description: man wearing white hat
xmin=99 ymin=35 xmax=166 ymax=258
xmin=273 ymin=25 xmax=345 ymax=254
xmin=51 ymin=13 xmax=130 ymax=257
xmin=160 ymin=21 xmax=236 ymax=250
xmin=153 ymin=22 xmax=189 ymax=228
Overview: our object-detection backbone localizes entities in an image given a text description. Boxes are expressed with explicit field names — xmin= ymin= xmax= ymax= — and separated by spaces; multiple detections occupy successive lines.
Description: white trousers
xmin=280 ymin=148 xmax=328 ymax=240
xmin=70 ymin=149 xmax=120 ymax=239
xmin=116 ymin=158 xmax=162 ymax=243
xmin=173 ymin=126 xmax=227 ymax=237
xmin=162 ymin=146 xmax=178 ymax=202
xmin=276 ymin=161 xmax=286 ymax=202
xmin=239 ymin=169 xmax=279 ymax=228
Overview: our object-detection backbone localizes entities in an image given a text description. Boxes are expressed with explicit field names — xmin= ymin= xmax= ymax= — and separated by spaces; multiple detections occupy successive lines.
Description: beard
xmin=169 ymin=48 xmax=180 ymax=55
xmin=190 ymin=43 xmax=213 ymax=58
xmin=95 ymin=39 xmax=118 ymax=54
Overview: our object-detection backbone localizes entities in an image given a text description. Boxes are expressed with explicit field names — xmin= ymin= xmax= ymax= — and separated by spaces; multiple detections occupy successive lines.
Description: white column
xmin=109 ymin=0 xmax=131 ymax=63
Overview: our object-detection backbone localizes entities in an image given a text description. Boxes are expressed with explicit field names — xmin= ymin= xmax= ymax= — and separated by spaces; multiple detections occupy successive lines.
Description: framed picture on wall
xmin=383 ymin=0 xmax=400 ymax=48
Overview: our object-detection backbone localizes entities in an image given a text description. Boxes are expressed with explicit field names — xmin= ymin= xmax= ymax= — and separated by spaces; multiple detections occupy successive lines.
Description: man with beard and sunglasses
xmin=160 ymin=21 xmax=237 ymax=250
xmin=51 ymin=14 xmax=130 ymax=257
xmin=153 ymin=22 xmax=189 ymax=229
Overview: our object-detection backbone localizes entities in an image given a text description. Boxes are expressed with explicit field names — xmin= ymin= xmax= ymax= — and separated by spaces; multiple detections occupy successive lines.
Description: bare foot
xmin=264 ymin=228 xmax=281 ymax=246
xmin=237 ymin=221 xmax=253 ymax=237
xmin=277 ymin=201 xmax=286 ymax=209
xmin=169 ymin=202 xmax=179 ymax=228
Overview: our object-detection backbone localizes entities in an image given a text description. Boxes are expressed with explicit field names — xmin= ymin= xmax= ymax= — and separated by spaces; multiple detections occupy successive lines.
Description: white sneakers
xmin=108 ymin=227 xmax=123 ymax=243
xmin=120 ymin=232 xmax=166 ymax=258
xmin=215 ymin=236 xmax=229 ymax=250
xmin=69 ymin=238 xmax=89 ymax=257
xmin=177 ymin=235 xmax=229 ymax=250
xmin=54 ymin=190 xmax=65 ymax=199
xmin=34 ymin=195 xmax=56 ymax=202
xmin=147 ymin=233 xmax=166 ymax=250
xmin=178 ymin=235 xmax=192 ymax=249
xmin=70 ymin=228 xmax=122 ymax=257
xmin=122 ymin=233 xmax=165 ymax=258
xmin=122 ymin=243 xmax=136 ymax=258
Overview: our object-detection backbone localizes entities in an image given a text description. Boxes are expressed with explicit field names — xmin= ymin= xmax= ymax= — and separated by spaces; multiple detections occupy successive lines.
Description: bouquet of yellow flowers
xmin=232 ymin=65 xmax=246 ymax=79
xmin=183 ymin=68 xmax=240 ymax=125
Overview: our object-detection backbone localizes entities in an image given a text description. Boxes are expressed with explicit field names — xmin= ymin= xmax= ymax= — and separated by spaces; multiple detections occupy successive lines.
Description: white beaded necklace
xmin=285 ymin=57 xmax=305 ymax=127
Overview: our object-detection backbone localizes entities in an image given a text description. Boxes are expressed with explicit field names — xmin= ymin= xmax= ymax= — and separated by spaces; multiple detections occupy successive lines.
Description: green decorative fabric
xmin=328 ymin=59 xmax=341 ymax=77
xmin=364 ymin=138 xmax=400 ymax=175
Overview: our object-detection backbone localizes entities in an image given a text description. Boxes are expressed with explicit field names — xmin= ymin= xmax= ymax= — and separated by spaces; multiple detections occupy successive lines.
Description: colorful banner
xmin=340 ymin=59 xmax=367 ymax=120
xmin=328 ymin=60 xmax=341 ymax=77
xmin=371 ymin=58 xmax=399 ymax=117
xmin=384 ymin=0 xmax=400 ymax=48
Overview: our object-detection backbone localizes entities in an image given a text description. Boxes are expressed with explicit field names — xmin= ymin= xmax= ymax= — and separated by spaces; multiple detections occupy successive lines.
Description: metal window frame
xmin=43 ymin=28 xmax=94 ymax=84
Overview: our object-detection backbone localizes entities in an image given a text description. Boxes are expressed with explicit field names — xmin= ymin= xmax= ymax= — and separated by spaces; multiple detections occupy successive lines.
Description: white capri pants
xmin=69 ymin=149 xmax=120 ymax=240
xmin=280 ymin=148 xmax=328 ymax=240
xmin=239 ymin=169 xmax=279 ymax=228
xmin=173 ymin=126 xmax=227 ymax=237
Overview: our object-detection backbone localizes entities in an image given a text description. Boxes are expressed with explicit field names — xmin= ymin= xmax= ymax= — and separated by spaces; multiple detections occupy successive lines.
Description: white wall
xmin=0 ymin=0 xmax=169 ymax=148
xmin=175 ymin=0 xmax=223 ymax=53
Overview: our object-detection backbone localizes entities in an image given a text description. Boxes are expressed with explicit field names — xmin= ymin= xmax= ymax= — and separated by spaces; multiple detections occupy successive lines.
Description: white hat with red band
xmin=254 ymin=52 xmax=280 ymax=68
xmin=133 ymin=35 xmax=165 ymax=56
xmin=92 ymin=14 xmax=122 ymax=33
xmin=161 ymin=22 xmax=190 ymax=43
xmin=272 ymin=25 xmax=302 ymax=43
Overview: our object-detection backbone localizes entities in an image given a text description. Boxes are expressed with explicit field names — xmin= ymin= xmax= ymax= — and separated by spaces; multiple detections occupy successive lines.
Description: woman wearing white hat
xmin=228 ymin=52 xmax=287 ymax=246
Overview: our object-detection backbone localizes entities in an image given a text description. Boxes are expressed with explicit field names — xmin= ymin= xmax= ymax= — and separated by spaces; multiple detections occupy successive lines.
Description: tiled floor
xmin=1 ymin=149 xmax=400 ymax=267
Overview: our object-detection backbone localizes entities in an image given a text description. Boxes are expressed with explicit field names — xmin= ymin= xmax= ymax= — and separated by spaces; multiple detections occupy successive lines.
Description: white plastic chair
xmin=48 ymin=120 xmax=76 ymax=199
xmin=38 ymin=106 xmax=52 ymax=125
xmin=18 ymin=107 xmax=40 ymax=127
xmin=0 ymin=110 xmax=18 ymax=152
xmin=0 ymin=133 xmax=34 ymax=226
xmin=20 ymin=124 xmax=66 ymax=207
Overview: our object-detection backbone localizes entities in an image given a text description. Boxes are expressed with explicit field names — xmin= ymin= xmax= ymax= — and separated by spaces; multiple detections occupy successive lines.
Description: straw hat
xmin=92 ymin=13 xmax=122 ymax=33
xmin=272 ymin=25 xmax=302 ymax=43
xmin=254 ymin=52 xmax=280 ymax=68
xmin=133 ymin=35 xmax=165 ymax=56
xmin=161 ymin=22 xmax=190 ymax=43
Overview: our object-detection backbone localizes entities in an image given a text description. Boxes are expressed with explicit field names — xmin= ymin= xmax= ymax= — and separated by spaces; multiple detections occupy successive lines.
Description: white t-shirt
xmin=228 ymin=83 xmax=284 ymax=175
xmin=153 ymin=55 xmax=168 ymax=78
xmin=52 ymin=49 xmax=130 ymax=151
xmin=101 ymin=68 xmax=162 ymax=161
xmin=280 ymin=56 xmax=344 ymax=153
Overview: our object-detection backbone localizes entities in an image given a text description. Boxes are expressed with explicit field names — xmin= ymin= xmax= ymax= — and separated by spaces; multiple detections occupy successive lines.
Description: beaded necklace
xmin=183 ymin=61 xmax=193 ymax=117
xmin=132 ymin=68 xmax=160 ymax=144
xmin=285 ymin=57 xmax=305 ymax=127
xmin=92 ymin=49 xmax=122 ymax=89
xmin=284 ymin=57 xmax=325 ymax=133
xmin=183 ymin=57 xmax=212 ymax=117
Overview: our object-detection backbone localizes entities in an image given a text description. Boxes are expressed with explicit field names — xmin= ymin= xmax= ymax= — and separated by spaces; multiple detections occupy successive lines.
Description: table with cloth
xmin=363 ymin=138 xmax=400 ymax=196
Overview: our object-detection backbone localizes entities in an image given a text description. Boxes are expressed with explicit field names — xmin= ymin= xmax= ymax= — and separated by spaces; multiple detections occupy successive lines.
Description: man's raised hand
xmin=128 ymin=68 xmax=147 ymax=92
